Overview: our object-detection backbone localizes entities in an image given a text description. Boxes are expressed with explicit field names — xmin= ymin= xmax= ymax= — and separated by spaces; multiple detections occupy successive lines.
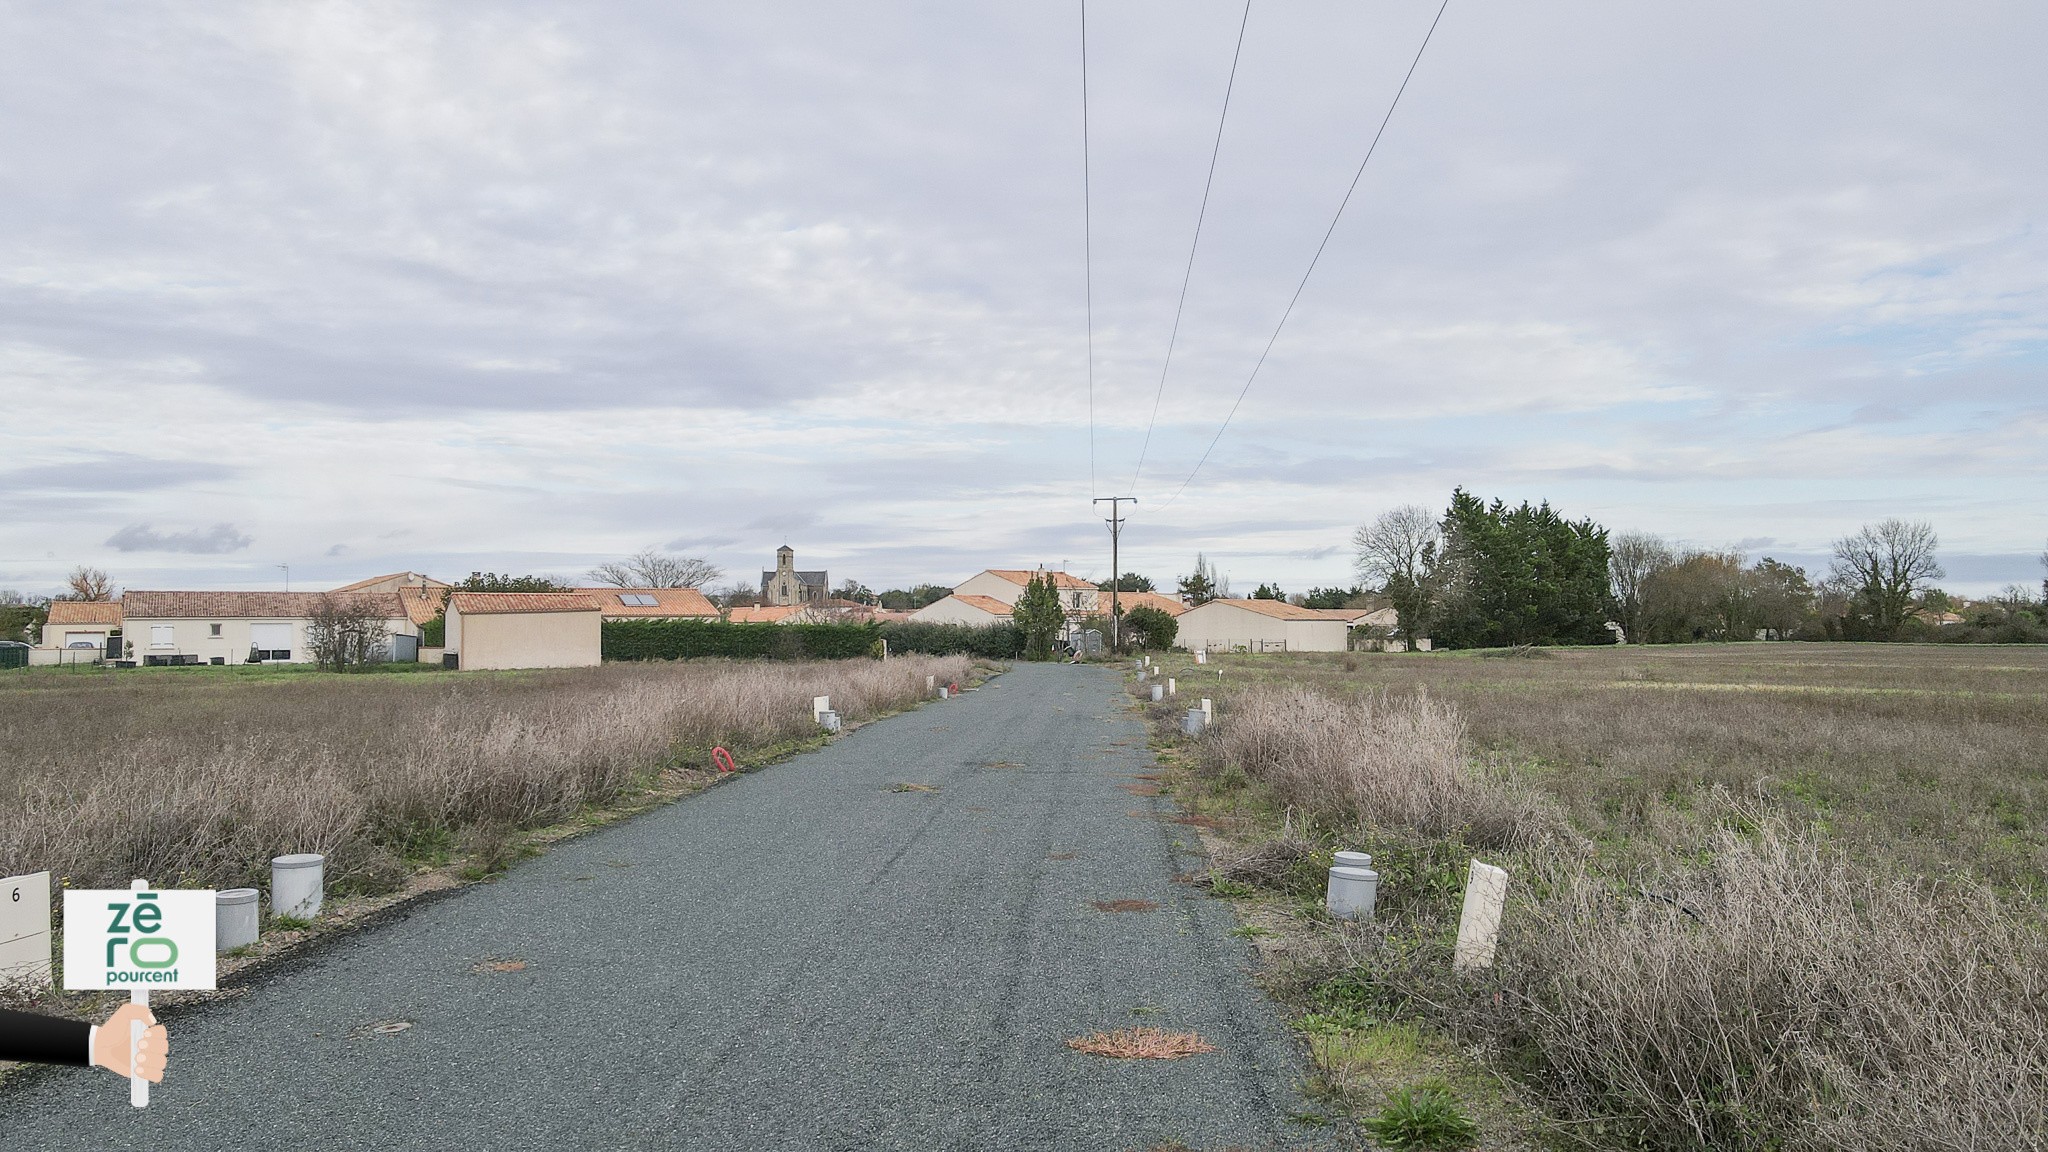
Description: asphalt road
xmin=2 ymin=663 xmax=1331 ymax=1151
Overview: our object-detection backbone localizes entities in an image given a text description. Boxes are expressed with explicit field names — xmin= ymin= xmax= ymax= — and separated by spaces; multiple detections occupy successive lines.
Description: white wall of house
xmin=906 ymin=596 xmax=1009 ymax=627
xmin=953 ymin=572 xmax=1029 ymax=607
xmin=954 ymin=572 xmax=1100 ymax=615
xmin=125 ymin=616 xmax=414 ymax=664
xmin=1174 ymin=602 xmax=1350 ymax=653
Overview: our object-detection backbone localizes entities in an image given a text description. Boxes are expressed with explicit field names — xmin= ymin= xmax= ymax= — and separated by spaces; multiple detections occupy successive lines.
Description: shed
xmin=445 ymin=592 xmax=602 ymax=671
xmin=1174 ymin=599 xmax=1351 ymax=653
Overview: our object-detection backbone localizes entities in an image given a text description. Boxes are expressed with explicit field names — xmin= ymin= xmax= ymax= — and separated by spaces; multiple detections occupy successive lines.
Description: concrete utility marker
xmin=1325 ymin=852 xmax=1377 ymax=920
xmin=1453 ymin=860 xmax=1510 ymax=972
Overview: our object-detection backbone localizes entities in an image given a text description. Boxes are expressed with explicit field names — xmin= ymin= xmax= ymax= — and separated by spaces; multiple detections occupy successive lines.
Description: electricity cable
xmin=1127 ymin=0 xmax=1252 ymax=497
xmin=1080 ymin=0 xmax=1099 ymax=499
xmin=1152 ymin=0 xmax=1452 ymax=512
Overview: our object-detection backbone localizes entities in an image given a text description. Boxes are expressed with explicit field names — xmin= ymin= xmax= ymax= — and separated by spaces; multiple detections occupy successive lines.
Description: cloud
xmin=325 ymin=543 xmax=350 ymax=557
xmin=106 ymin=523 xmax=254 ymax=554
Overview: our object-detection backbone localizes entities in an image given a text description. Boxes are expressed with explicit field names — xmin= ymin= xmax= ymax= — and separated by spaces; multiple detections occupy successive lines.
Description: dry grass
xmin=1490 ymin=815 xmax=2048 ymax=1152
xmin=1170 ymin=645 xmax=2048 ymax=1151
xmin=1201 ymin=643 xmax=2048 ymax=889
xmin=1204 ymin=685 xmax=1557 ymax=851
xmin=0 ymin=655 xmax=972 ymax=894
xmin=1065 ymin=1027 xmax=1216 ymax=1060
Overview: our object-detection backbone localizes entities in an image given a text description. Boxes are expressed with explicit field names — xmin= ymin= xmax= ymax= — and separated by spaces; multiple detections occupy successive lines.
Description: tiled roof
xmin=759 ymin=570 xmax=828 ymax=586
xmin=1110 ymin=591 xmax=1187 ymax=617
xmin=1189 ymin=598 xmax=1334 ymax=621
xmin=727 ymin=605 xmax=804 ymax=623
xmin=980 ymin=569 xmax=1096 ymax=591
xmin=124 ymin=591 xmax=410 ymax=619
xmin=396 ymin=587 xmax=447 ymax=627
xmin=952 ymin=594 xmax=1015 ymax=616
xmin=446 ymin=592 xmax=600 ymax=615
xmin=575 ymin=587 xmax=720 ymax=618
xmin=44 ymin=600 xmax=123 ymax=626
xmin=330 ymin=571 xmax=450 ymax=593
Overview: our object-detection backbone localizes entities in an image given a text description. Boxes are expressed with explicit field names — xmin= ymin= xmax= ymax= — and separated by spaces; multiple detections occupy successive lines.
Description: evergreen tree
xmin=1433 ymin=488 xmax=1614 ymax=648
xmin=1011 ymin=572 xmax=1067 ymax=660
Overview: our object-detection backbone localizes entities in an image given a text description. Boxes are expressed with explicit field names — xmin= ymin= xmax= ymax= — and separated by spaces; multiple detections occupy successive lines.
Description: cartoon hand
xmin=91 ymin=1004 xmax=167 ymax=1083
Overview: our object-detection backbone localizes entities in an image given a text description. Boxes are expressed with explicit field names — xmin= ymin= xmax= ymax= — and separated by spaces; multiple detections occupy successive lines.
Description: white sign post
xmin=812 ymin=696 xmax=831 ymax=723
xmin=1452 ymin=861 xmax=1509 ymax=973
xmin=0 ymin=871 xmax=52 ymax=989
xmin=63 ymin=879 xmax=216 ymax=1108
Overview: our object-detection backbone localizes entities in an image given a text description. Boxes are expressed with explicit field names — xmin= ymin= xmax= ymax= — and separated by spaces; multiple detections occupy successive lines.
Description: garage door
xmin=250 ymin=622 xmax=293 ymax=660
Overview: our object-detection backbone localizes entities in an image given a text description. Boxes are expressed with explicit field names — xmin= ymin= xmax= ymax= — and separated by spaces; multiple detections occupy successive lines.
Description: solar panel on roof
xmin=619 ymin=593 xmax=658 ymax=606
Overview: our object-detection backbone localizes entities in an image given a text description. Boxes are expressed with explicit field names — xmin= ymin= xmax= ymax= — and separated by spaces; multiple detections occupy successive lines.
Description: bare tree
xmin=1352 ymin=505 xmax=1443 ymax=640
xmin=587 ymin=548 xmax=722 ymax=589
xmin=1829 ymin=519 xmax=1943 ymax=638
xmin=306 ymin=594 xmax=392 ymax=670
xmin=1608 ymin=531 xmax=1675 ymax=643
xmin=2040 ymin=538 xmax=2047 ymax=605
xmin=64 ymin=566 xmax=115 ymax=601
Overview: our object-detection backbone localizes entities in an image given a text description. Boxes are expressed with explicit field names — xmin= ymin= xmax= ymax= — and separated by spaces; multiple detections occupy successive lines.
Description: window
xmin=249 ymin=622 xmax=293 ymax=661
xmin=149 ymin=624 xmax=175 ymax=649
xmin=209 ymin=623 xmax=223 ymax=637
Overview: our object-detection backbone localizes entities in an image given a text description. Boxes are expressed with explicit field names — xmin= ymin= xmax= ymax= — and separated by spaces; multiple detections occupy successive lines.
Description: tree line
xmin=1349 ymin=492 xmax=2048 ymax=647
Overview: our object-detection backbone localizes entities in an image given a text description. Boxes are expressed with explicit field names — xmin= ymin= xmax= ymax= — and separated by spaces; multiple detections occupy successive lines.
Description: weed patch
xmin=1065 ymin=1027 xmax=1216 ymax=1060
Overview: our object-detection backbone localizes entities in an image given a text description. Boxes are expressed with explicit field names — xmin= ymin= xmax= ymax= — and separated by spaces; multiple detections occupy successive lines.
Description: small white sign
xmin=62 ymin=888 xmax=217 ymax=991
xmin=1195 ymin=650 xmax=1207 ymax=664
xmin=0 ymin=871 xmax=52 ymax=988
xmin=813 ymin=695 xmax=831 ymax=720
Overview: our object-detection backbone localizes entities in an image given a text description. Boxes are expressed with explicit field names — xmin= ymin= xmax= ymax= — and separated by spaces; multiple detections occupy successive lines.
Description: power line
xmin=1128 ymin=0 xmax=1252 ymax=498
xmin=1080 ymin=0 xmax=1098 ymax=499
xmin=1152 ymin=0 xmax=1453 ymax=512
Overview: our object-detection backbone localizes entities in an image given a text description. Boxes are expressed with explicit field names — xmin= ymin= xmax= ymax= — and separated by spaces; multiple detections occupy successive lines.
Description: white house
xmin=121 ymin=590 xmax=416 ymax=666
xmin=907 ymin=594 xmax=1014 ymax=627
xmin=36 ymin=600 xmax=122 ymax=652
xmin=1174 ymin=599 xmax=1354 ymax=653
xmin=952 ymin=569 xmax=1101 ymax=616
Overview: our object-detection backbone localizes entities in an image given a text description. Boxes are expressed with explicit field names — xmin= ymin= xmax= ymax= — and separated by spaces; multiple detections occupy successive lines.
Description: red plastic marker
xmin=711 ymin=747 xmax=737 ymax=774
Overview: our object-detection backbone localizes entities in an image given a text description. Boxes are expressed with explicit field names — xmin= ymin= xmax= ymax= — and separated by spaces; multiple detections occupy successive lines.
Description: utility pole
xmin=1092 ymin=496 xmax=1134 ymax=652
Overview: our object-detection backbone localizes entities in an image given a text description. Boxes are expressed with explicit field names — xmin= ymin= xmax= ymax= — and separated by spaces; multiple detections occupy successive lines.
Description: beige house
xmin=1109 ymin=591 xmax=1188 ymax=618
xmin=907 ymin=594 xmax=1014 ymax=627
xmin=444 ymin=592 xmax=601 ymax=671
xmin=578 ymin=587 xmax=720 ymax=619
xmin=37 ymin=600 xmax=122 ymax=651
xmin=1175 ymin=598 xmax=1353 ymax=653
xmin=333 ymin=571 xmax=449 ymax=596
xmin=952 ymin=569 xmax=1101 ymax=616
xmin=121 ymin=590 xmax=415 ymax=666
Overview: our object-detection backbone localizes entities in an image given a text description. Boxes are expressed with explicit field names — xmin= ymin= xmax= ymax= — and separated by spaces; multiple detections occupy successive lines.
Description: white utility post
xmin=1453 ymin=861 xmax=1510 ymax=972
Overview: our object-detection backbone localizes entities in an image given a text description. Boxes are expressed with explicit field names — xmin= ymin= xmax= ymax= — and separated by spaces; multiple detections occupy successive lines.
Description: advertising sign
xmin=62 ymin=887 xmax=216 ymax=992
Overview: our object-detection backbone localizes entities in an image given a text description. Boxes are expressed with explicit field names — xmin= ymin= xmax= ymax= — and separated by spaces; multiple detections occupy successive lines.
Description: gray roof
xmin=760 ymin=570 xmax=828 ymax=588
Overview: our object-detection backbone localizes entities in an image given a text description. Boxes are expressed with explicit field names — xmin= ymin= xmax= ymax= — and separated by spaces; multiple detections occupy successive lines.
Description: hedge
xmin=878 ymin=621 xmax=1023 ymax=659
xmin=603 ymin=619 xmax=881 ymax=661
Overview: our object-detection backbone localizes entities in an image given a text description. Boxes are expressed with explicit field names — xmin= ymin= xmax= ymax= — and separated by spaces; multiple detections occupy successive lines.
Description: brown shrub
xmin=1482 ymin=816 xmax=2048 ymax=1152
xmin=0 ymin=656 xmax=972 ymax=892
xmin=1204 ymin=686 xmax=1555 ymax=850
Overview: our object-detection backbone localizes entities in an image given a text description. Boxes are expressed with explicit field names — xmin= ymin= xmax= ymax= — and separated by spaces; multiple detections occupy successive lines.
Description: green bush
xmin=1122 ymin=604 xmax=1178 ymax=650
xmin=420 ymin=616 xmax=445 ymax=646
xmin=878 ymin=621 xmax=1022 ymax=659
xmin=603 ymin=619 xmax=879 ymax=661
xmin=1362 ymin=1081 xmax=1479 ymax=1150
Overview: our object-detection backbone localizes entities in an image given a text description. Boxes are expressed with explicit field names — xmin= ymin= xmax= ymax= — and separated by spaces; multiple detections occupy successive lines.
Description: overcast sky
xmin=3 ymin=1 xmax=2044 ymax=598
